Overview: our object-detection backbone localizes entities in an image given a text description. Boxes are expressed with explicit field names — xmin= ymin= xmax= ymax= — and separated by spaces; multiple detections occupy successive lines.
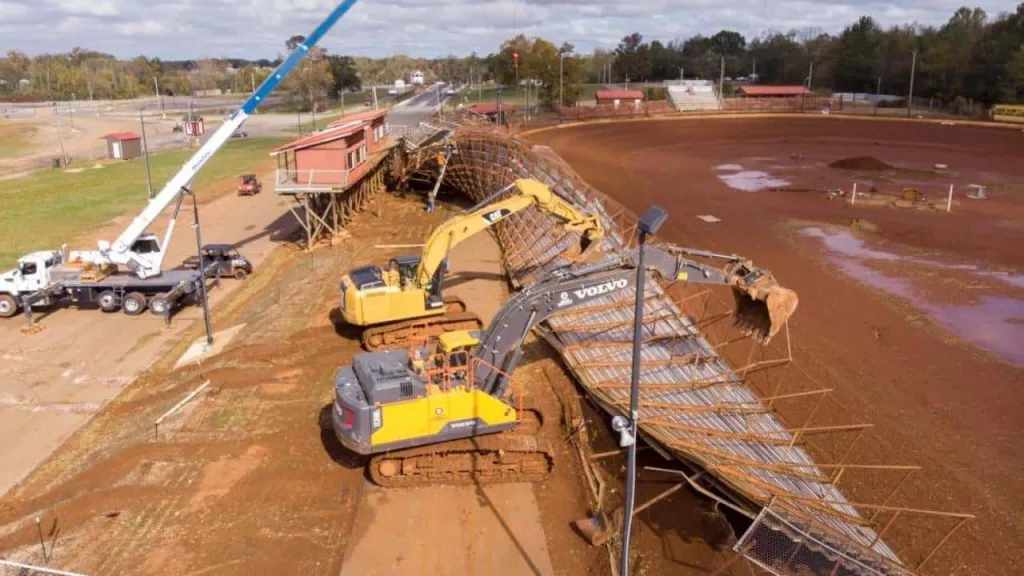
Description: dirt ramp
xmin=829 ymin=156 xmax=894 ymax=171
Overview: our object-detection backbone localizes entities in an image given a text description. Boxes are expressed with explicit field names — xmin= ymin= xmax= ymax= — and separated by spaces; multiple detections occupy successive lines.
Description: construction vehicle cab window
xmin=337 ymin=178 xmax=606 ymax=351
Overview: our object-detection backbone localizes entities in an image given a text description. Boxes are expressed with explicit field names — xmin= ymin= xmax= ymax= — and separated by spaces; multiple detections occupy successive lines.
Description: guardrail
xmin=274 ymin=168 xmax=350 ymax=192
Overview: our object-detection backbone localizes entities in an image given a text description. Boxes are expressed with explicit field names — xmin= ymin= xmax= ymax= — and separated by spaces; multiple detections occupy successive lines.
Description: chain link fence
xmin=734 ymin=505 xmax=910 ymax=576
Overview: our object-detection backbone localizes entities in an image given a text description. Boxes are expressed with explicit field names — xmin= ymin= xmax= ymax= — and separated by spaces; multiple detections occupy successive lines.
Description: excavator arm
xmin=414 ymin=178 xmax=605 ymax=289
xmin=471 ymin=245 xmax=799 ymax=398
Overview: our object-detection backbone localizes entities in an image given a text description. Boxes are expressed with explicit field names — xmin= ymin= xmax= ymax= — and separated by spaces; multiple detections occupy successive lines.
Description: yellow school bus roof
xmin=437 ymin=330 xmax=482 ymax=351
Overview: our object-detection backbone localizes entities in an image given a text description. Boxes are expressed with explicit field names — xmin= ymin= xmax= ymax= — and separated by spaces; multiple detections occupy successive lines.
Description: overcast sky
xmin=1 ymin=0 xmax=1017 ymax=60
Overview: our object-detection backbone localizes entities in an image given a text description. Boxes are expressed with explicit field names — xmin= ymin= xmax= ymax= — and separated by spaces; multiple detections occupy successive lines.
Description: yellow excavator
xmin=330 ymin=232 xmax=800 ymax=487
xmin=338 ymin=178 xmax=606 ymax=350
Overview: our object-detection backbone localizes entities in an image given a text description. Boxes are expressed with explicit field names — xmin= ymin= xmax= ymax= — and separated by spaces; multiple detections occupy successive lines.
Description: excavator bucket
xmin=563 ymin=229 xmax=606 ymax=265
xmin=731 ymin=277 xmax=799 ymax=344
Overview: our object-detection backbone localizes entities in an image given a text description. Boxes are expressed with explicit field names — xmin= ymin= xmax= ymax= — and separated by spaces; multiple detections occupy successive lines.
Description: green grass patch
xmin=0 ymin=137 xmax=285 ymax=268
xmin=0 ymin=121 xmax=37 ymax=159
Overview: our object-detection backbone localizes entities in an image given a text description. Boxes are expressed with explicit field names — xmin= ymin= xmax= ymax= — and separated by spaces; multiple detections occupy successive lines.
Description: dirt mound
xmin=829 ymin=156 xmax=894 ymax=171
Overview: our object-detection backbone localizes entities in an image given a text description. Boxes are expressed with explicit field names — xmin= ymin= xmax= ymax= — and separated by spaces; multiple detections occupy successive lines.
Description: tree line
xmin=2 ymin=4 xmax=1020 ymax=108
xmin=602 ymin=4 xmax=1023 ymax=106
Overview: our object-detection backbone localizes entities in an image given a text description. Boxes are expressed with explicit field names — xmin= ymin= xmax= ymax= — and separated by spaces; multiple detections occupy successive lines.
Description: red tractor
xmin=237 ymin=173 xmax=262 ymax=196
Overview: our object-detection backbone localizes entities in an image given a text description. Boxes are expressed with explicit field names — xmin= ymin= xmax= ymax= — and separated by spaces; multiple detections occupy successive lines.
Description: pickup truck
xmin=182 ymin=244 xmax=253 ymax=280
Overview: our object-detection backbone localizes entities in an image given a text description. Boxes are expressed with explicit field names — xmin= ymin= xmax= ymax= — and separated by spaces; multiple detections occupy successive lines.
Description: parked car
xmin=182 ymin=245 xmax=253 ymax=280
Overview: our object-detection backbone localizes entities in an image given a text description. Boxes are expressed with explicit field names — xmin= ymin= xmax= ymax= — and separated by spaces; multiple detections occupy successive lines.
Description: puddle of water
xmin=802 ymin=227 xmax=1024 ymax=366
xmin=718 ymin=170 xmax=791 ymax=192
xmin=928 ymin=297 xmax=1024 ymax=366
xmin=801 ymin=228 xmax=902 ymax=261
xmin=801 ymin=228 xmax=1024 ymax=288
xmin=714 ymin=164 xmax=743 ymax=171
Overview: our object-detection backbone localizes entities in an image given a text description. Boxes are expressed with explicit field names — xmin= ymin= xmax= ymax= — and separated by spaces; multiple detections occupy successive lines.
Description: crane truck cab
xmin=0 ymin=251 xmax=62 ymax=317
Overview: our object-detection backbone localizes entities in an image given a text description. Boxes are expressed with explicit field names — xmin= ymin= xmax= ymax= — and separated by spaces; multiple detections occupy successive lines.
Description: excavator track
xmin=368 ymin=410 xmax=553 ymax=488
xmin=361 ymin=297 xmax=482 ymax=352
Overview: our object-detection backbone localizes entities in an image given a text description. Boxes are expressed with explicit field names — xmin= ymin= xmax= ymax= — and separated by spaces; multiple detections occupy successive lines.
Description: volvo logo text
xmin=573 ymin=278 xmax=628 ymax=300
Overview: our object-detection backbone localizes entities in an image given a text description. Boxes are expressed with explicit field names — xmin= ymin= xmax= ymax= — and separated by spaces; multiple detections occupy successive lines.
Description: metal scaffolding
xmin=398 ymin=119 xmax=972 ymax=576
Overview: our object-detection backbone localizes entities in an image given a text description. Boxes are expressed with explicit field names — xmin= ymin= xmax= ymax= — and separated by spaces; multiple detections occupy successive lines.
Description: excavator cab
xmin=436 ymin=330 xmax=481 ymax=371
xmin=388 ymin=255 xmax=421 ymax=290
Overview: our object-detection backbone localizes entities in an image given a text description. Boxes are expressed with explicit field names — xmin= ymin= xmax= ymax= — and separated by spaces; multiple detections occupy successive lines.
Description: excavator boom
xmin=471 ymin=245 xmax=799 ymax=398
xmin=414 ymin=178 xmax=604 ymax=288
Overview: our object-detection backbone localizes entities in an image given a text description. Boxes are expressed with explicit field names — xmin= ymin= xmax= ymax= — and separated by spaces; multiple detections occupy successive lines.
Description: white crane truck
xmin=0 ymin=0 xmax=361 ymax=322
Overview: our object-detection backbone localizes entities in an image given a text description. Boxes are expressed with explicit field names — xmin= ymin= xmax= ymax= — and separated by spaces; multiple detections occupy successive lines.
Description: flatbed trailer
xmin=3 ymin=256 xmax=206 ymax=328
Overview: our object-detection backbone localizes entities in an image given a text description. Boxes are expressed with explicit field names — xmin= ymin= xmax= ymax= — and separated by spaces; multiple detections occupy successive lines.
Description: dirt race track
xmin=0 ymin=115 xmax=1022 ymax=576
xmin=529 ymin=115 xmax=1024 ymax=574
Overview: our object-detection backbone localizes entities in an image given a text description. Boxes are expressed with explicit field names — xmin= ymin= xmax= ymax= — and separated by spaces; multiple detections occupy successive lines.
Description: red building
xmin=736 ymin=85 xmax=812 ymax=98
xmin=102 ymin=132 xmax=143 ymax=160
xmin=271 ymin=108 xmax=391 ymax=191
xmin=595 ymin=90 xmax=644 ymax=107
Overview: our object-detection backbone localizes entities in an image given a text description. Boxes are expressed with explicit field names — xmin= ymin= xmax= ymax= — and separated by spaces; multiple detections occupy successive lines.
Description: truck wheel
xmin=233 ymin=269 xmax=248 ymax=280
xmin=122 ymin=292 xmax=146 ymax=316
xmin=149 ymin=298 xmax=170 ymax=316
xmin=0 ymin=294 xmax=18 ymax=318
xmin=98 ymin=291 xmax=119 ymax=312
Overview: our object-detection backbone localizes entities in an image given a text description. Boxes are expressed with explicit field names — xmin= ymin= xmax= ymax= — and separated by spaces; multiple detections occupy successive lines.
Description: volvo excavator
xmin=331 ymin=240 xmax=799 ymax=487
xmin=338 ymin=178 xmax=605 ymax=351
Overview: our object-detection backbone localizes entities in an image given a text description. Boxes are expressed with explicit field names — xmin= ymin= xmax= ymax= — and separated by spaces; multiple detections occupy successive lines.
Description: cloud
xmin=0 ymin=0 xmax=1016 ymax=59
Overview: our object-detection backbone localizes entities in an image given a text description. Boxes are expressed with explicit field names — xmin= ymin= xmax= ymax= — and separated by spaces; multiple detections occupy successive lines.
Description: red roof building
xmin=595 ymin=90 xmax=644 ymax=107
xmin=271 ymin=108 xmax=391 ymax=191
xmin=737 ymin=85 xmax=812 ymax=97
xmin=101 ymin=132 xmax=142 ymax=160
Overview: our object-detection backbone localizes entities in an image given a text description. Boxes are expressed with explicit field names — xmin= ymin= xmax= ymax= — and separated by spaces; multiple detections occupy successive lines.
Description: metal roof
xmin=738 ymin=85 xmax=813 ymax=96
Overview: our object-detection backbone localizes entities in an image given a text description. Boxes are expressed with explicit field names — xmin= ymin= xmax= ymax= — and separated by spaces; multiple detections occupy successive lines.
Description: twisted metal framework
xmin=395 ymin=119 xmax=972 ymax=576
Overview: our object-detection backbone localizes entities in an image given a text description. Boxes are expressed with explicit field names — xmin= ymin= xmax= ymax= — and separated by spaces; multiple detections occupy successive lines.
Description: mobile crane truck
xmin=338 ymin=178 xmax=606 ymax=350
xmin=0 ymin=0 xmax=361 ymax=322
xmin=331 ymin=234 xmax=799 ymax=487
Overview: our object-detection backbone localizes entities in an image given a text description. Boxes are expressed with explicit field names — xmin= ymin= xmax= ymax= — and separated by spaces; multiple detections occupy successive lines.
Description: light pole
xmin=140 ymin=109 xmax=154 ymax=199
xmin=616 ymin=205 xmax=668 ymax=576
xmin=907 ymin=49 xmax=917 ymax=118
xmin=559 ymin=54 xmax=564 ymax=108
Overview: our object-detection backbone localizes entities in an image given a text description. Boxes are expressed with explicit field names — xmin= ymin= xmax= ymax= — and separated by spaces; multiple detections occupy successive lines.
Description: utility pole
xmin=140 ymin=110 xmax=154 ymax=199
xmin=154 ymin=76 xmax=165 ymax=118
xmin=718 ymin=55 xmax=725 ymax=100
xmin=907 ymin=50 xmax=917 ymax=118
xmin=807 ymin=61 xmax=814 ymax=90
xmin=877 ymin=76 xmax=882 ymax=95
xmin=69 ymin=93 xmax=76 ymax=131
xmin=680 ymin=67 xmax=684 ymax=82
xmin=559 ymin=54 xmax=564 ymax=108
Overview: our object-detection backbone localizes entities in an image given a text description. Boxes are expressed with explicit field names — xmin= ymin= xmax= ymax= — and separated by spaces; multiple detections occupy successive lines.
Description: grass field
xmin=0 ymin=121 xmax=37 ymax=159
xmin=0 ymin=137 xmax=285 ymax=267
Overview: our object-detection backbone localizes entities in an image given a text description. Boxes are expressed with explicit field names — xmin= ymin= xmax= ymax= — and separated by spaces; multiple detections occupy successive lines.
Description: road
xmin=387 ymin=84 xmax=453 ymax=132
xmin=0 ymin=176 xmax=297 ymax=497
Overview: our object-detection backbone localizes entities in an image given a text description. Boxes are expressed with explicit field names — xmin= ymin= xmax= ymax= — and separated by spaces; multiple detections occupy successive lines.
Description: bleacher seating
xmin=667 ymin=80 xmax=722 ymax=112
